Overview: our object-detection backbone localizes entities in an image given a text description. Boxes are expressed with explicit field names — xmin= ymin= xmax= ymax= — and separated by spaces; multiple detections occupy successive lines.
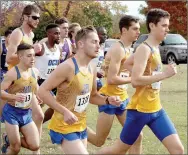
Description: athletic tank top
xmin=59 ymin=39 xmax=71 ymax=63
xmin=99 ymin=41 xmax=131 ymax=101
xmin=7 ymin=66 xmax=37 ymax=109
xmin=8 ymin=27 xmax=33 ymax=70
xmin=48 ymin=57 xmax=93 ymax=134
xmin=126 ymin=42 xmax=163 ymax=113
xmin=35 ymin=42 xmax=60 ymax=79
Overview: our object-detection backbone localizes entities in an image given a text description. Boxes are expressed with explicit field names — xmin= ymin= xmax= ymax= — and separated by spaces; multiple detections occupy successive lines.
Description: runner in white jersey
xmin=35 ymin=24 xmax=61 ymax=92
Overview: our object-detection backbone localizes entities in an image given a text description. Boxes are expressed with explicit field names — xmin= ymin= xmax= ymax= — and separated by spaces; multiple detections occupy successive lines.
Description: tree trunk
xmin=54 ymin=0 xmax=59 ymax=17
xmin=63 ymin=1 xmax=73 ymax=17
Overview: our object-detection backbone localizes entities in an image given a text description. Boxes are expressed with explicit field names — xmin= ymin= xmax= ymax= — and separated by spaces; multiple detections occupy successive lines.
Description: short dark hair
xmin=95 ymin=27 xmax=106 ymax=34
xmin=46 ymin=23 xmax=59 ymax=32
xmin=22 ymin=4 xmax=40 ymax=16
xmin=119 ymin=15 xmax=139 ymax=33
xmin=75 ymin=26 xmax=97 ymax=46
xmin=54 ymin=17 xmax=68 ymax=25
xmin=4 ymin=28 xmax=14 ymax=37
xmin=17 ymin=43 xmax=34 ymax=54
xmin=146 ymin=8 xmax=170 ymax=33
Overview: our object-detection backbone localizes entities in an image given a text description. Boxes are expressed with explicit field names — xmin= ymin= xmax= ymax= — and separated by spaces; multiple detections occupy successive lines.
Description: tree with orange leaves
xmin=140 ymin=1 xmax=187 ymax=36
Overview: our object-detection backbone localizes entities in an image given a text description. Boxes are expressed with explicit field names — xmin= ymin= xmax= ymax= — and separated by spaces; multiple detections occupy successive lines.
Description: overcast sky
xmin=121 ymin=1 xmax=147 ymax=20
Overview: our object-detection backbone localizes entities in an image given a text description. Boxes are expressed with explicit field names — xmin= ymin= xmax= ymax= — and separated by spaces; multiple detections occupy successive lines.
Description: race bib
xmin=74 ymin=92 xmax=90 ymax=113
xmin=97 ymin=61 xmax=102 ymax=68
xmin=15 ymin=92 xmax=32 ymax=108
xmin=151 ymin=71 xmax=162 ymax=90
xmin=96 ymin=56 xmax=104 ymax=69
xmin=118 ymin=72 xmax=129 ymax=90
xmin=46 ymin=66 xmax=56 ymax=75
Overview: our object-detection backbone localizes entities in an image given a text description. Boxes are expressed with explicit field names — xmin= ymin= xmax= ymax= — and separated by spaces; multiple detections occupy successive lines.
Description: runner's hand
xmin=163 ymin=63 xmax=177 ymax=78
xmin=33 ymin=41 xmax=42 ymax=54
xmin=8 ymin=94 xmax=25 ymax=106
xmin=108 ymin=96 xmax=121 ymax=106
xmin=63 ymin=110 xmax=78 ymax=125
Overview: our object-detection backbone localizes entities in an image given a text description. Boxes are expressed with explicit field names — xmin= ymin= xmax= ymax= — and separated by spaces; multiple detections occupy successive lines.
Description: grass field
xmin=1 ymin=64 xmax=187 ymax=154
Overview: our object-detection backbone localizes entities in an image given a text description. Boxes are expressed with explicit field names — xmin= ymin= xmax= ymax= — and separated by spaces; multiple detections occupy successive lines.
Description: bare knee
xmin=33 ymin=110 xmax=44 ymax=123
xmin=114 ymin=140 xmax=130 ymax=154
xmin=28 ymin=143 xmax=40 ymax=151
xmin=95 ymin=138 xmax=106 ymax=147
xmin=10 ymin=143 xmax=21 ymax=154
xmin=172 ymin=144 xmax=184 ymax=154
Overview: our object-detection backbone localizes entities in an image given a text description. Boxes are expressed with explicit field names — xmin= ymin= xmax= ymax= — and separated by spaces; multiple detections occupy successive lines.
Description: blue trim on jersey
xmin=31 ymin=68 xmax=36 ymax=79
xmin=15 ymin=66 xmax=21 ymax=79
xmin=143 ymin=42 xmax=154 ymax=53
xmin=72 ymin=57 xmax=79 ymax=75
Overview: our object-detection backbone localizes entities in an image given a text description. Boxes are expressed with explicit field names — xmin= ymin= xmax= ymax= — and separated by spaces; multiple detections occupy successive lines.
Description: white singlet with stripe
xmin=35 ymin=42 xmax=60 ymax=79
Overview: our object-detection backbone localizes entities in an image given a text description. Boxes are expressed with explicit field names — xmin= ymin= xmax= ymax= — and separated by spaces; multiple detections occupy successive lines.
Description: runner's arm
xmin=107 ymin=44 xmax=131 ymax=85
xmin=1 ymin=70 xmax=17 ymax=102
xmin=131 ymin=44 xmax=168 ymax=87
xmin=6 ymin=29 xmax=22 ymax=64
xmin=38 ymin=62 xmax=73 ymax=114
xmin=90 ymin=66 xmax=120 ymax=106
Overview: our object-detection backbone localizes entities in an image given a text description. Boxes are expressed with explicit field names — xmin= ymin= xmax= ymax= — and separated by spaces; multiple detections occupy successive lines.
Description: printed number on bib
xmin=118 ymin=72 xmax=129 ymax=90
xmin=47 ymin=66 xmax=56 ymax=75
xmin=74 ymin=93 xmax=90 ymax=113
xmin=15 ymin=92 xmax=32 ymax=108
xmin=151 ymin=71 xmax=162 ymax=90
xmin=97 ymin=61 xmax=102 ymax=68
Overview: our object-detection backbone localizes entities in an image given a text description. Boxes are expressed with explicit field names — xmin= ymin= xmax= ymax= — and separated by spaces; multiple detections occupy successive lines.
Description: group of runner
xmin=0 ymin=4 xmax=184 ymax=155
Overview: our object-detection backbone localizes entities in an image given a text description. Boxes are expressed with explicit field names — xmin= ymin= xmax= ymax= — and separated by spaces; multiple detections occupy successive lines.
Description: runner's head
xmin=55 ymin=17 xmax=69 ymax=39
xmin=146 ymin=8 xmax=170 ymax=41
xmin=17 ymin=43 xmax=35 ymax=68
xmin=96 ymin=27 xmax=107 ymax=44
xmin=75 ymin=26 xmax=100 ymax=59
xmin=21 ymin=4 xmax=40 ymax=29
xmin=119 ymin=15 xmax=140 ymax=42
xmin=46 ymin=23 xmax=61 ymax=44
xmin=68 ymin=23 xmax=81 ymax=41
xmin=4 ymin=28 xmax=14 ymax=44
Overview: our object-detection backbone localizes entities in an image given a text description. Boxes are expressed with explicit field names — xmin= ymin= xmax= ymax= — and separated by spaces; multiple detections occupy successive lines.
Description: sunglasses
xmin=28 ymin=15 xmax=40 ymax=20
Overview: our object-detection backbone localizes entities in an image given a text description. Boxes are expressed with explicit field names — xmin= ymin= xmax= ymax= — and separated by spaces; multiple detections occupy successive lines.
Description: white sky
xmin=121 ymin=1 xmax=147 ymax=20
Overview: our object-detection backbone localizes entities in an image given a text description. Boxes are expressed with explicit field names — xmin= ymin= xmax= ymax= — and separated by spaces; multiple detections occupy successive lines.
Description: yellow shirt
xmin=8 ymin=28 xmax=33 ymax=70
xmin=7 ymin=66 xmax=37 ymax=109
xmin=48 ymin=57 xmax=93 ymax=134
xmin=126 ymin=42 xmax=163 ymax=113
xmin=99 ymin=41 xmax=131 ymax=101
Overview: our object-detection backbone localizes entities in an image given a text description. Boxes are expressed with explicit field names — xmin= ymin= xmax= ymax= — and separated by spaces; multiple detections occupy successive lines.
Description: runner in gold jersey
xmin=38 ymin=26 xmax=121 ymax=154
xmin=87 ymin=15 xmax=142 ymax=154
xmin=1 ymin=43 xmax=40 ymax=154
xmin=98 ymin=8 xmax=184 ymax=155
xmin=3 ymin=5 xmax=44 ymax=154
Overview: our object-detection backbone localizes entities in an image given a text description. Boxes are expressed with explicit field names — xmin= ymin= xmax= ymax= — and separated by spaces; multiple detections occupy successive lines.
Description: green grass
xmin=1 ymin=64 xmax=187 ymax=154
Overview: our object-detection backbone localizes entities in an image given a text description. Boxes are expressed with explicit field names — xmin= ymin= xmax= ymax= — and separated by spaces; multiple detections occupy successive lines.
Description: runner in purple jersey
xmin=55 ymin=17 xmax=73 ymax=63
